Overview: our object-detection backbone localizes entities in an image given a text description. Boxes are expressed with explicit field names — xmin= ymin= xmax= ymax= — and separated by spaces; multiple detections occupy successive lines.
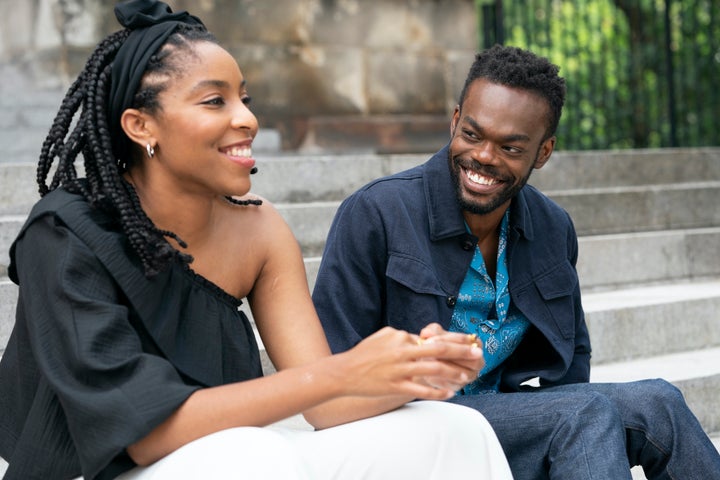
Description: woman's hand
xmin=333 ymin=326 xmax=483 ymax=400
xmin=414 ymin=323 xmax=484 ymax=391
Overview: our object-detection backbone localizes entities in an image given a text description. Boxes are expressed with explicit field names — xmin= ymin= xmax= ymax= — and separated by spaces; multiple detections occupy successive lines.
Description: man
xmin=312 ymin=45 xmax=720 ymax=479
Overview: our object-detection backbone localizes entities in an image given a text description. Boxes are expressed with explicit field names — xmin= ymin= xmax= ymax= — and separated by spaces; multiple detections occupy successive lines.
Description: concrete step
xmin=0 ymin=163 xmax=44 ymax=215
xmin=584 ymin=279 xmax=720 ymax=365
xmin=2 ymin=233 xmax=718 ymax=359
xmin=0 ymin=215 xmax=25 ymax=270
xmin=271 ymin=180 xmax=720 ymax=257
xmin=547 ymin=181 xmax=720 ymax=236
xmin=577 ymin=227 xmax=720 ymax=291
xmin=530 ymin=147 xmax=720 ymax=190
xmin=296 ymin=227 xmax=720 ymax=292
xmin=3 ymin=202 xmax=720 ymax=278
xmin=0 ymin=278 xmax=17 ymax=356
xmin=591 ymin=347 xmax=720 ymax=436
xmin=3 ymin=146 xmax=719 ymax=210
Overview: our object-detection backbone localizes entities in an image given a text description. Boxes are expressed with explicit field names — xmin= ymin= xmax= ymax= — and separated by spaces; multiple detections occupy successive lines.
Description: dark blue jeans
xmin=449 ymin=379 xmax=720 ymax=480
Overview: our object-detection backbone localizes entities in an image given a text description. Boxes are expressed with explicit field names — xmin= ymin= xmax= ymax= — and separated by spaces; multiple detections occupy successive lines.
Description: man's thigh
xmin=448 ymin=385 xmax=630 ymax=480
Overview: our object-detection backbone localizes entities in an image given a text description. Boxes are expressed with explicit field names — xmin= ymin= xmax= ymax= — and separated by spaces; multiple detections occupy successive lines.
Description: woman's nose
xmin=230 ymin=101 xmax=258 ymax=132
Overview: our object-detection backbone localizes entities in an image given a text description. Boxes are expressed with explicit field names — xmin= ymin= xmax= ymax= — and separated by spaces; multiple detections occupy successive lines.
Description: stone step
xmin=296 ymin=227 xmax=720 ymax=292
xmin=273 ymin=182 xmax=720 ymax=257
xmin=4 ymin=192 xmax=718 ymax=276
xmin=3 ymin=229 xmax=718 ymax=358
xmin=0 ymin=163 xmax=44 ymax=215
xmin=583 ymin=279 xmax=720 ymax=365
xmin=2 ymin=146 xmax=719 ymax=211
xmin=0 ymin=278 xmax=16 ymax=355
xmin=546 ymin=181 xmax=720 ymax=236
xmin=576 ymin=227 xmax=720 ymax=291
xmin=246 ymin=280 xmax=720 ymax=376
xmin=591 ymin=346 xmax=720 ymax=436
xmin=529 ymin=147 xmax=720 ymax=190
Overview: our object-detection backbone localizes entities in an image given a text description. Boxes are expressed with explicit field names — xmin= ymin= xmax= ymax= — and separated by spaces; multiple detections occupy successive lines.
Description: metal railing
xmin=476 ymin=0 xmax=719 ymax=150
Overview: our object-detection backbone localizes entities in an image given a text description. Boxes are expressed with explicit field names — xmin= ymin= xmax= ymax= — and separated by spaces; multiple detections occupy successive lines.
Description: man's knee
xmin=567 ymin=390 xmax=623 ymax=427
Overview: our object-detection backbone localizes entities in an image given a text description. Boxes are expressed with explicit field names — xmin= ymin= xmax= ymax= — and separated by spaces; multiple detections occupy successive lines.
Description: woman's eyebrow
xmin=190 ymin=78 xmax=246 ymax=92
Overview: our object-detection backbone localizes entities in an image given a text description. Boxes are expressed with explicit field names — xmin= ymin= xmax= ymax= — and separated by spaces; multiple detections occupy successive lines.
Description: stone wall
xmin=0 ymin=0 xmax=479 ymax=152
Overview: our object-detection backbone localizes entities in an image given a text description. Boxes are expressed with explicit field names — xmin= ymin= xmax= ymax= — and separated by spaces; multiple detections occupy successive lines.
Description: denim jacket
xmin=313 ymin=146 xmax=591 ymax=391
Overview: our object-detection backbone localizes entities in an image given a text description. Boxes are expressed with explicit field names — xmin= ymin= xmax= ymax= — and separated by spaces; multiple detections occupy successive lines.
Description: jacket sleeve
xmin=539 ymin=212 xmax=591 ymax=386
xmin=13 ymin=214 xmax=199 ymax=479
xmin=312 ymin=190 xmax=389 ymax=353
xmin=561 ymin=215 xmax=591 ymax=384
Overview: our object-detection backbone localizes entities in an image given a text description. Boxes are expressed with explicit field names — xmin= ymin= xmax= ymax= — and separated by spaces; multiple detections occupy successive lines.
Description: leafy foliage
xmin=476 ymin=0 xmax=720 ymax=150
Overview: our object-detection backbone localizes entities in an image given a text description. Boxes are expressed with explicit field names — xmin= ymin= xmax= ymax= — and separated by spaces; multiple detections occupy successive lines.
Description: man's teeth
xmin=466 ymin=169 xmax=498 ymax=186
xmin=226 ymin=146 xmax=252 ymax=158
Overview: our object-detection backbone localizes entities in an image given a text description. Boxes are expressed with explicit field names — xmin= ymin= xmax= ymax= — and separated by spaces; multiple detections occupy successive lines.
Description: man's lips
xmin=460 ymin=166 xmax=507 ymax=194
xmin=464 ymin=167 xmax=500 ymax=186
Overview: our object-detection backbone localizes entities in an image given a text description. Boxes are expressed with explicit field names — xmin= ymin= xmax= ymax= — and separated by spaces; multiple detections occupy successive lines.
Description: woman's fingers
xmin=414 ymin=338 xmax=484 ymax=370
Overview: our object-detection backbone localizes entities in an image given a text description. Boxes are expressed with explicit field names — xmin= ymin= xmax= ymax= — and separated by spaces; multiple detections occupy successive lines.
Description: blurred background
xmin=1 ymin=0 xmax=717 ymax=160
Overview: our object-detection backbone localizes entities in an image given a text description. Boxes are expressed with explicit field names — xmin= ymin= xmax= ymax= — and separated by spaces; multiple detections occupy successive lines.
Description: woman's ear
xmin=120 ymin=108 xmax=156 ymax=150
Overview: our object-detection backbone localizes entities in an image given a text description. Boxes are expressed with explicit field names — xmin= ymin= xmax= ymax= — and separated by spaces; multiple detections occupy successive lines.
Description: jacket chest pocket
xmin=385 ymin=254 xmax=450 ymax=331
xmin=530 ymin=261 xmax=579 ymax=340
xmin=386 ymin=254 xmax=446 ymax=295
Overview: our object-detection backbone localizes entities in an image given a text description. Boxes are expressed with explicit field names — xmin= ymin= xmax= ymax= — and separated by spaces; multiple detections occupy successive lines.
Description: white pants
xmin=116 ymin=401 xmax=513 ymax=479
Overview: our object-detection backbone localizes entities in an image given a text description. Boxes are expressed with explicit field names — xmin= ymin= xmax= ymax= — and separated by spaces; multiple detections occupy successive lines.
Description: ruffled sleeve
xmin=11 ymin=212 xmax=198 ymax=479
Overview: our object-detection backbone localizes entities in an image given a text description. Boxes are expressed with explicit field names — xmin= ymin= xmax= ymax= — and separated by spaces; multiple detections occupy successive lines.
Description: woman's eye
xmin=203 ymin=97 xmax=225 ymax=106
xmin=242 ymin=95 xmax=252 ymax=106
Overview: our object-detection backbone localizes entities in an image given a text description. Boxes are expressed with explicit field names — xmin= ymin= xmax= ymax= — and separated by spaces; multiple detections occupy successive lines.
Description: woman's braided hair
xmin=37 ymin=24 xmax=257 ymax=276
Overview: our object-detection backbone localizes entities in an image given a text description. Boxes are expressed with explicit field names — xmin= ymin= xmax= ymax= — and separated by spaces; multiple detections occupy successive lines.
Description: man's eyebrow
xmin=462 ymin=115 xmax=530 ymax=143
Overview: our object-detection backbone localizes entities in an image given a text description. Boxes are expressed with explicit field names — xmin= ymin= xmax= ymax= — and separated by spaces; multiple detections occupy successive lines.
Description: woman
xmin=0 ymin=1 xmax=512 ymax=479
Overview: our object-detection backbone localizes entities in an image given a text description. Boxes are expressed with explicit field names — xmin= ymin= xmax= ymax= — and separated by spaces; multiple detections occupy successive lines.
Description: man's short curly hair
xmin=458 ymin=44 xmax=566 ymax=139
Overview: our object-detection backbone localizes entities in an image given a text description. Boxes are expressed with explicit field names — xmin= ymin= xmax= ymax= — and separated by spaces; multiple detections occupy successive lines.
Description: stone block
xmin=366 ymin=51 xmax=447 ymax=113
xmin=232 ymin=44 xmax=366 ymax=116
xmin=296 ymin=114 xmax=449 ymax=153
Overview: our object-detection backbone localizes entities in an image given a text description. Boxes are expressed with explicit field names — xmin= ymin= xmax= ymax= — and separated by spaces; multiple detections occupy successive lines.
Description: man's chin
xmin=459 ymin=197 xmax=501 ymax=215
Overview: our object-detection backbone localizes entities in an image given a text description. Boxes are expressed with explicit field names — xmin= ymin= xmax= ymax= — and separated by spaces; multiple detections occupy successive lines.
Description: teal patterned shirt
xmin=449 ymin=208 xmax=530 ymax=394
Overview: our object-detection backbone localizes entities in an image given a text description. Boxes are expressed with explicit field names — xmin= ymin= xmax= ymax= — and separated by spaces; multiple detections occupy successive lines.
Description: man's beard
xmin=448 ymin=150 xmax=535 ymax=215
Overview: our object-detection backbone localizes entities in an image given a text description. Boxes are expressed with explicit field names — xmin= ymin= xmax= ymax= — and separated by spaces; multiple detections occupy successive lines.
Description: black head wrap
xmin=109 ymin=0 xmax=205 ymax=161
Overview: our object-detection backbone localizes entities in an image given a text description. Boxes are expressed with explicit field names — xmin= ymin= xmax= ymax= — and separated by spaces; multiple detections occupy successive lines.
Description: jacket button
xmin=446 ymin=296 xmax=457 ymax=307
xmin=462 ymin=239 xmax=474 ymax=251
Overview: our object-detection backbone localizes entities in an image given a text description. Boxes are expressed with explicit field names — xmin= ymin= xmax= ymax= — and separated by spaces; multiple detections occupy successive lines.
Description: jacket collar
xmin=423 ymin=144 xmax=535 ymax=242
xmin=510 ymin=185 xmax=535 ymax=241
xmin=423 ymin=145 xmax=469 ymax=241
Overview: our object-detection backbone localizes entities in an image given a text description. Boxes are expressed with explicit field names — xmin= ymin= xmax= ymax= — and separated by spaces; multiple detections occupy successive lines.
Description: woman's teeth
xmin=226 ymin=146 xmax=252 ymax=158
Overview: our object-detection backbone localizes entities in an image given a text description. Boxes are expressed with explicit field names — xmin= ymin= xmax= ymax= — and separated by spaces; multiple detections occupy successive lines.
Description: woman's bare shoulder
xmin=218 ymin=194 xmax=296 ymax=250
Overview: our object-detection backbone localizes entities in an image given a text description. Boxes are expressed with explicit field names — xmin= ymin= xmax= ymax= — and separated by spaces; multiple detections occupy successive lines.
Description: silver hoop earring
xmin=146 ymin=144 xmax=155 ymax=158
